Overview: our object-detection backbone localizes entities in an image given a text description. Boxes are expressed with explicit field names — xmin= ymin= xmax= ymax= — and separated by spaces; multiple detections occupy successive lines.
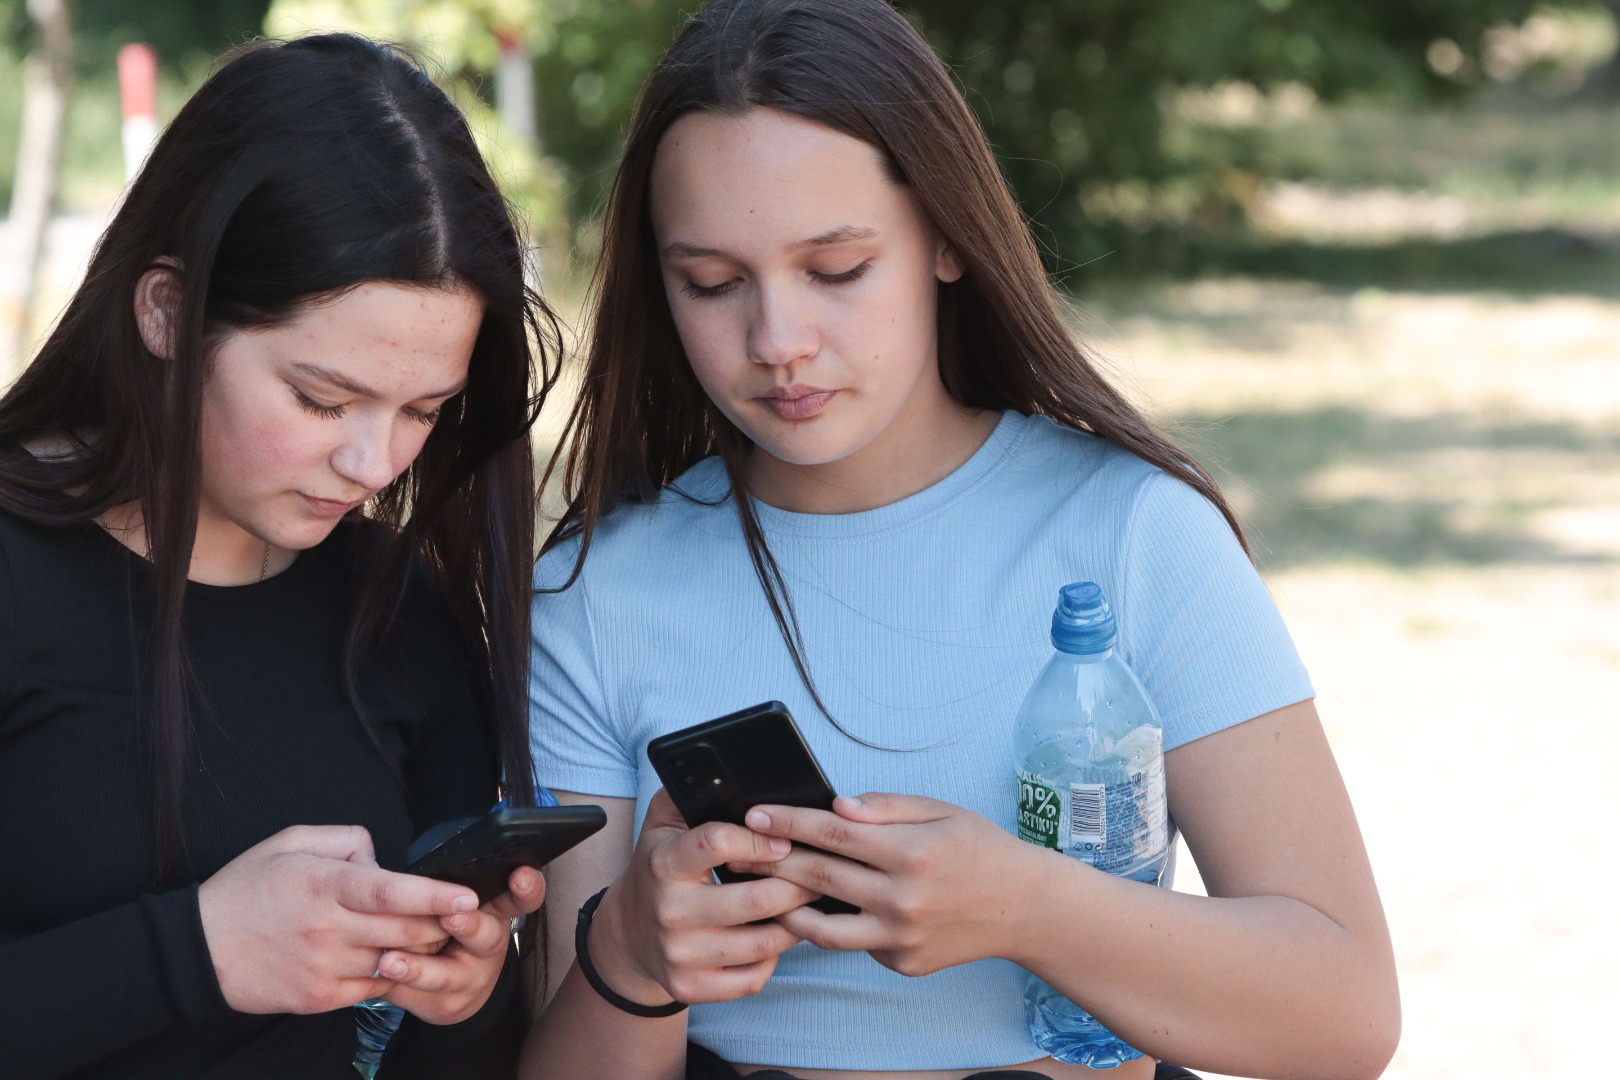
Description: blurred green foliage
xmin=0 ymin=0 xmax=271 ymax=72
xmin=264 ymin=0 xmax=572 ymax=258
xmin=0 ymin=0 xmax=273 ymax=207
xmin=914 ymin=0 xmax=1554 ymax=275
xmin=266 ymin=0 xmax=688 ymax=276
xmin=8 ymin=0 xmax=1600 ymax=279
xmin=521 ymin=0 xmax=1555 ymax=277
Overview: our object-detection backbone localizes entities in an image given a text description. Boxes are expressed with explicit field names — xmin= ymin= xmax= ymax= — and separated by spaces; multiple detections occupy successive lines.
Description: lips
xmin=301 ymin=494 xmax=362 ymax=518
xmin=759 ymin=385 xmax=836 ymax=420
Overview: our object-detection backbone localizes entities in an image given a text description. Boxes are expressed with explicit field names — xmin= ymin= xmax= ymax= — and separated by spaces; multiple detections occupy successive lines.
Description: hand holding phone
xmin=646 ymin=701 xmax=858 ymax=915
xmin=406 ymin=805 xmax=606 ymax=904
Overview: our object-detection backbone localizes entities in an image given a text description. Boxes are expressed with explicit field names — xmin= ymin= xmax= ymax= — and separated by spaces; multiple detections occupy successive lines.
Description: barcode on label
xmin=1070 ymin=782 xmax=1105 ymax=845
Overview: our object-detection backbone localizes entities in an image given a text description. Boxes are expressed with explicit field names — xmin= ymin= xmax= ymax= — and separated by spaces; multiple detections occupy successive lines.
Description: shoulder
xmin=0 ymin=502 xmax=71 ymax=555
xmin=1121 ymin=461 xmax=1240 ymax=556
xmin=319 ymin=516 xmax=470 ymax=659
xmin=990 ymin=413 xmax=1196 ymax=534
xmin=0 ymin=504 xmax=124 ymax=601
xmin=322 ymin=515 xmax=442 ymax=597
xmin=0 ymin=508 xmax=17 ymax=637
xmin=982 ymin=417 xmax=1247 ymax=616
xmin=994 ymin=412 xmax=1162 ymax=494
xmin=535 ymin=456 xmax=738 ymax=593
xmin=0 ymin=507 xmax=116 ymax=707
xmin=0 ymin=506 xmax=32 ymax=577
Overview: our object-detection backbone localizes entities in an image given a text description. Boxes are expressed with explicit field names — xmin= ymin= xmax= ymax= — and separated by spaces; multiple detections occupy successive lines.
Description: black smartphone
xmin=646 ymin=701 xmax=858 ymax=915
xmin=406 ymin=805 xmax=607 ymax=904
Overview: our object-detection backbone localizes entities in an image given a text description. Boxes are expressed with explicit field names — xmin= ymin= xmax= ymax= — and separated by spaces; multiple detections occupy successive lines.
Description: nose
xmin=329 ymin=418 xmax=398 ymax=495
xmin=747 ymin=279 xmax=819 ymax=367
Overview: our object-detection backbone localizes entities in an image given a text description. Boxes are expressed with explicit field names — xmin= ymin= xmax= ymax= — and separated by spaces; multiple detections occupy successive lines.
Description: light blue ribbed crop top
xmin=528 ymin=411 xmax=1312 ymax=1070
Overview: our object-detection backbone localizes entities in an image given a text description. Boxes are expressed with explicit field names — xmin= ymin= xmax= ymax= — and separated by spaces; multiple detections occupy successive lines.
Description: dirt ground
xmin=5 ymin=215 xmax=1617 ymax=1078
xmin=1083 ymin=280 xmax=1620 ymax=1078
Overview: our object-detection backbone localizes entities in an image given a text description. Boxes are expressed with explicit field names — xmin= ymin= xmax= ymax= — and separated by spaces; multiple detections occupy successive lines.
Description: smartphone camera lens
xmin=662 ymin=743 xmax=734 ymax=809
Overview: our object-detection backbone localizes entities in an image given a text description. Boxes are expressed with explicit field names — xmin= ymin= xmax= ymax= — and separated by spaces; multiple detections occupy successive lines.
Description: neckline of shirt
xmin=77 ymin=515 xmax=326 ymax=601
xmin=741 ymin=409 xmax=1029 ymax=539
xmin=0 ymin=437 xmax=326 ymax=600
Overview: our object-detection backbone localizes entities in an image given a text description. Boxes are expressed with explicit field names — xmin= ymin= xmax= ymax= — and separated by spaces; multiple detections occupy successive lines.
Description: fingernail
xmin=746 ymin=809 xmax=771 ymax=829
xmin=843 ymin=795 xmax=863 ymax=808
xmin=382 ymin=956 xmax=406 ymax=978
xmin=452 ymin=894 xmax=477 ymax=912
xmin=446 ymin=913 xmax=469 ymax=932
xmin=769 ymin=837 xmax=790 ymax=855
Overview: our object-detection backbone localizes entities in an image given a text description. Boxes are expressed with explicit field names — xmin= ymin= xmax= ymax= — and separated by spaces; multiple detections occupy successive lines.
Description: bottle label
xmin=1130 ymin=756 xmax=1169 ymax=855
xmin=1017 ymin=770 xmax=1063 ymax=849
xmin=1019 ymin=737 xmax=1166 ymax=860
xmin=1069 ymin=782 xmax=1106 ymax=848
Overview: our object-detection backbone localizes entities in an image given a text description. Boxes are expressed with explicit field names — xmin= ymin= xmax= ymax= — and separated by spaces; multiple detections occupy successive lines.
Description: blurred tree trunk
xmin=6 ymin=0 xmax=75 ymax=368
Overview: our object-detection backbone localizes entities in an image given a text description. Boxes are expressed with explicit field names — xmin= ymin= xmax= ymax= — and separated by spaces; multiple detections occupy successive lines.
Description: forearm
xmin=519 ymin=963 xmax=687 ymax=1080
xmin=520 ymin=790 xmax=807 ymax=1079
xmin=1012 ymin=850 xmax=1398 ymax=1080
xmin=0 ymin=886 xmax=229 ymax=1078
xmin=520 ymin=790 xmax=689 ymax=1080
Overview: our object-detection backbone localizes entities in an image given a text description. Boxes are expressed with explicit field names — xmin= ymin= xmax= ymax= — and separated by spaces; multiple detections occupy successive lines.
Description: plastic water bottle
xmin=353 ymin=998 xmax=405 ymax=1077
xmin=1013 ymin=582 xmax=1173 ymax=1068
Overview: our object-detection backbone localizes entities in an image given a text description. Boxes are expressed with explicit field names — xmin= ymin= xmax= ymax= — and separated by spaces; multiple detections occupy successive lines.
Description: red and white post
xmin=494 ymin=28 xmax=535 ymax=146
xmin=117 ymin=43 xmax=157 ymax=182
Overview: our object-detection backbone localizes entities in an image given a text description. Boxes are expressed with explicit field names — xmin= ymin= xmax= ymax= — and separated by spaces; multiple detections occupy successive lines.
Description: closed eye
xmin=293 ymin=388 xmax=345 ymax=419
xmin=297 ymin=385 xmax=445 ymax=426
xmin=681 ymin=278 xmax=738 ymax=300
xmin=405 ymin=404 xmax=443 ymax=426
xmin=811 ymin=260 xmax=872 ymax=285
xmin=680 ymin=260 xmax=871 ymax=299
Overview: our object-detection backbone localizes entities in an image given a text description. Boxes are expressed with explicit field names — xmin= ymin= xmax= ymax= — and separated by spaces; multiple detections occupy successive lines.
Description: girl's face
xmin=650 ymin=107 xmax=974 ymax=508
xmin=189 ymin=281 xmax=481 ymax=558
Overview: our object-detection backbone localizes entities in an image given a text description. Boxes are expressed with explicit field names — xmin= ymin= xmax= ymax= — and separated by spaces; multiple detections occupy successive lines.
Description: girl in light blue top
xmin=523 ymin=2 xmax=1398 ymax=1079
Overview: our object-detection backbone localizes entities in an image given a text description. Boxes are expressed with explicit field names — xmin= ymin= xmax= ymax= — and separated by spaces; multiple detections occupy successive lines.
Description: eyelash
xmin=814 ymin=261 xmax=873 ymax=286
xmin=293 ymin=389 xmax=441 ymax=426
xmin=680 ymin=260 xmax=873 ymax=300
xmin=294 ymin=390 xmax=345 ymax=420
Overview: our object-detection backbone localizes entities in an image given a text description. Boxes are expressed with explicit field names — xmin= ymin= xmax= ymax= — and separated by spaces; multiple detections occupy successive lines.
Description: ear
xmin=133 ymin=262 xmax=183 ymax=360
xmin=934 ymin=236 xmax=964 ymax=284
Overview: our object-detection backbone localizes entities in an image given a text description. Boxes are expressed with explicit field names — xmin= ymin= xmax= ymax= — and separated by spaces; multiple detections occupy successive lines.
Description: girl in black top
xmin=0 ymin=34 xmax=560 ymax=1079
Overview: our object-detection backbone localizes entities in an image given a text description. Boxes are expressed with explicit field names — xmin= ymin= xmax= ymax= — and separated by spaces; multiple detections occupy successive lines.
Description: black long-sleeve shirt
xmin=0 ymin=507 xmax=523 ymax=1079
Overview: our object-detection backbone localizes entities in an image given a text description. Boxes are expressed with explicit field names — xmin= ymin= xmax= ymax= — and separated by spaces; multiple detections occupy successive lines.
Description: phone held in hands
xmin=646 ymin=701 xmax=858 ymax=915
xmin=406 ymin=805 xmax=607 ymax=904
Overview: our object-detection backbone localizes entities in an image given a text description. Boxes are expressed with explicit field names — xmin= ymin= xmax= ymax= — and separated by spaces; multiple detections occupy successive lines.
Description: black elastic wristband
xmin=575 ymin=886 xmax=687 ymax=1018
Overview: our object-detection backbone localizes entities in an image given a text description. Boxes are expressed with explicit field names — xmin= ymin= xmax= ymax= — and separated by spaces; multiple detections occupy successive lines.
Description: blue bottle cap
xmin=1050 ymin=581 xmax=1117 ymax=655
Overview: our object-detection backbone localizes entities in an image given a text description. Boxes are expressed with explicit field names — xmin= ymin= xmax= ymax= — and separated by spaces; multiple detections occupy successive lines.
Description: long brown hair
xmin=0 ymin=34 xmax=560 ymax=882
xmin=546 ymin=0 xmax=1246 ymax=727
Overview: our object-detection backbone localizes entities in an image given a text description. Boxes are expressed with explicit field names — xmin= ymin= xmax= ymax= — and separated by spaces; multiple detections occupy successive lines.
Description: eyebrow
xmin=291 ymin=362 xmax=465 ymax=402
xmin=661 ymin=225 xmax=879 ymax=260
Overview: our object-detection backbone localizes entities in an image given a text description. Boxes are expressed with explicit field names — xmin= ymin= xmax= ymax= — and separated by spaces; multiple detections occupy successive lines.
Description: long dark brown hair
xmin=0 ymin=34 xmax=560 ymax=882
xmin=546 ymin=0 xmax=1246 ymax=727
